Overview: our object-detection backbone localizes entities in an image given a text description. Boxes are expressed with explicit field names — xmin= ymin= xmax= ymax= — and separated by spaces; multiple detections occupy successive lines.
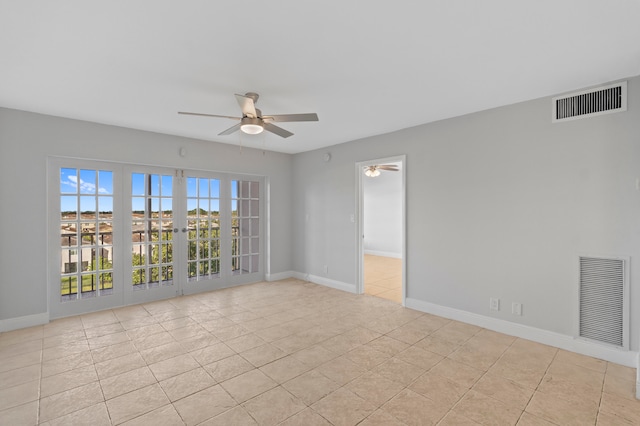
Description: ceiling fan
xmin=364 ymin=164 xmax=399 ymax=177
xmin=178 ymin=92 xmax=319 ymax=138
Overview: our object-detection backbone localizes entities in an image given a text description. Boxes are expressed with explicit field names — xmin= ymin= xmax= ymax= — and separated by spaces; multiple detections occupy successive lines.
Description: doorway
xmin=356 ymin=155 xmax=406 ymax=305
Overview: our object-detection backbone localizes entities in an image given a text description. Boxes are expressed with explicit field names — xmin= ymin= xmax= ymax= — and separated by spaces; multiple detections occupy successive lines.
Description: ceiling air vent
xmin=553 ymin=81 xmax=627 ymax=122
xmin=579 ymin=256 xmax=628 ymax=348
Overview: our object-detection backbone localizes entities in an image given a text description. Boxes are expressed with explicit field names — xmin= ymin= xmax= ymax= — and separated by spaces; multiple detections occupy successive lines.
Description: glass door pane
xmin=231 ymin=179 xmax=260 ymax=275
xmin=59 ymin=168 xmax=114 ymax=301
xmin=186 ymin=176 xmax=221 ymax=283
xmin=131 ymin=172 xmax=174 ymax=290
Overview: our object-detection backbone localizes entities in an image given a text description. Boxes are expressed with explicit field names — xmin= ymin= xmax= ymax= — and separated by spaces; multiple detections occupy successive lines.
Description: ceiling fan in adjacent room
xmin=178 ymin=92 xmax=319 ymax=138
xmin=364 ymin=164 xmax=399 ymax=177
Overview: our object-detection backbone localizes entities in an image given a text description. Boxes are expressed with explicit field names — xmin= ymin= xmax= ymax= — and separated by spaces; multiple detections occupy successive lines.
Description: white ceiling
xmin=1 ymin=1 xmax=639 ymax=154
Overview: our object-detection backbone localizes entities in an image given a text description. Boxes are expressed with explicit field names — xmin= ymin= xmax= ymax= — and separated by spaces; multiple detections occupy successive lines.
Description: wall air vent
xmin=578 ymin=256 xmax=628 ymax=348
xmin=553 ymin=81 xmax=627 ymax=122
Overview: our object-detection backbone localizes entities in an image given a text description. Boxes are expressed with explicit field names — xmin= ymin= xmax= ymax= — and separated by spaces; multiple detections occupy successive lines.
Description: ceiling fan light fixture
xmin=364 ymin=167 xmax=381 ymax=177
xmin=240 ymin=117 xmax=264 ymax=135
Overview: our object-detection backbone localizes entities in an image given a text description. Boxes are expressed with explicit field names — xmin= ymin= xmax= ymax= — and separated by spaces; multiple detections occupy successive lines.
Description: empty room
xmin=1 ymin=1 xmax=640 ymax=425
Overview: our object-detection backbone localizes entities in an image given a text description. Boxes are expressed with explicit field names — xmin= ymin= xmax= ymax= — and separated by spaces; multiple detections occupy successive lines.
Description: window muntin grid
xmin=59 ymin=168 xmax=114 ymax=301
xmin=231 ymin=180 xmax=260 ymax=275
xmin=131 ymin=173 xmax=174 ymax=289
xmin=186 ymin=177 xmax=221 ymax=282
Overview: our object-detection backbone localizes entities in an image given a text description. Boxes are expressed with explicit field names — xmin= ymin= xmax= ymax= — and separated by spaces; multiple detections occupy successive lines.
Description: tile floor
xmin=364 ymin=255 xmax=402 ymax=303
xmin=1 ymin=278 xmax=639 ymax=425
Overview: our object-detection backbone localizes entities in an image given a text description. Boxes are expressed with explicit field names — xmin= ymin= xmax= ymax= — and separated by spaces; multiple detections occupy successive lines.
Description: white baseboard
xmin=265 ymin=271 xmax=296 ymax=282
xmin=0 ymin=312 xmax=49 ymax=333
xmin=406 ymin=297 xmax=638 ymax=368
xmin=364 ymin=250 xmax=402 ymax=259
xmin=637 ymin=353 xmax=640 ymax=399
xmin=292 ymin=271 xmax=356 ymax=294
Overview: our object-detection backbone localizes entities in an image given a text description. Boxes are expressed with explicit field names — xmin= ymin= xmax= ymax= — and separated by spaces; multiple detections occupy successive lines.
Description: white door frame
xmin=355 ymin=154 xmax=406 ymax=305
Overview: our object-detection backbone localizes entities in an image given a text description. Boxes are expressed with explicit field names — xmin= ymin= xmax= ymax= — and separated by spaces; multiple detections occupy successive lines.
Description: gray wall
xmin=292 ymin=76 xmax=640 ymax=350
xmin=0 ymin=108 xmax=293 ymax=321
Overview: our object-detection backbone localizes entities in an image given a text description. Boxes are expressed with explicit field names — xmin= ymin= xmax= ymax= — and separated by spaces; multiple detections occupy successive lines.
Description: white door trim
xmin=355 ymin=154 xmax=407 ymax=306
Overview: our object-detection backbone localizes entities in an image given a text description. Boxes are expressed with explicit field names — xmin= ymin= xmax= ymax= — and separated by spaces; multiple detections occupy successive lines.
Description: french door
xmin=49 ymin=159 xmax=264 ymax=318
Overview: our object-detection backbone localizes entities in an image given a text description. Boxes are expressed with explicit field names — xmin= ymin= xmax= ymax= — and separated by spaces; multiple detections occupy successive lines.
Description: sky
xmin=59 ymin=169 xmax=228 ymax=214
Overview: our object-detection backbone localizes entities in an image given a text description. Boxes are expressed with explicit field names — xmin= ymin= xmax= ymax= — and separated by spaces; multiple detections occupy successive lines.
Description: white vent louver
xmin=579 ymin=256 xmax=627 ymax=348
xmin=553 ymin=81 xmax=627 ymax=122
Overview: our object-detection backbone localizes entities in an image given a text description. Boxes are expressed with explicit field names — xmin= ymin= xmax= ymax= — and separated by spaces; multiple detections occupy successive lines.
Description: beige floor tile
xmin=343 ymin=345 xmax=391 ymax=370
xmin=359 ymin=409 xmax=406 ymax=426
xmin=438 ymin=411 xmax=481 ymax=425
xmin=148 ymin=353 xmax=200 ymax=381
xmin=100 ymin=366 xmax=157 ymax=400
xmin=0 ymin=339 xmax=42 ymax=361
xmin=0 ymin=401 xmax=38 ymax=426
xmin=259 ymin=355 xmax=311 ymax=383
xmin=240 ymin=343 xmax=287 ymax=367
xmin=1 ymin=280 xmax=638 ymax=426
xmin=91 ymin=341 xmax=138 ymax=364
xmin=381 ymin=388 xmax=448 ymax=426
xmin=345 ymin=371 xmax=405 ymax=407
xmin=43 ymin=330 xmax=86 ymax=349
xmin=554 ymin=349 xmax=607 ymax=373
xmin=105 ymin=383 xmax=169 ymax=425
xmin=121 ymin=404 xmax=185 ymax=426
xmin=372 ymin=357 xmax=425 ymax=387
xmin=191 ymin=342 xmax=235 ymax=365
xmin=204 ymin=354 xmax=255 ymax=383
xmin=159 ymin=367 xmax=216 ymax=402
xmin=291 ymin=344 xmax=339 ymax=368
xmin=84 ymin=322 xmax=124 ymax=340
xmin=42 ymin=350 xmax=93 ymax=378
xmin=315 ymin=355 xmax=366 ymax=386
xmin=242 ymin=386 xmax=306 ymax=425
xmin=526 ymin=389 xmax=598 ymax=425
xmin=282 ymin=370 xmax=340 ymax=405
xmin=395 ymin=345 xmax=443 ymax=370
xmin=603 ymin=371 xmax=637 ymax=401
xmin=199 ymin=406 xmax=257 ymax=425
xmin=365 ymin=336 xmax=409 ymax=356
xmin=41 ymin=364 xmax=98 ymax=398
xmin=173 ymin=385 xmax=237 ymax=425
xmin=454 ymin=389 xmax=523 ymax=425
xmin=95 ymin=352 xmax=146 ymax=380
xmin=0 ymin=364 xmax=41 ymax=391
xmin=408 ymin=371 xmax=467 ymax=407
xmin=39 ymin=382 xmax=104 ymax=423
xmin=599 ymin=391 xmax=640 ymax=424
xmin=429 ymin=358 xmax=484 ymax=389
xmin=140 ymin=341 xmax=186 ymax=364
xmin=220 ymin=369 xmax=278 ymax=403
xmin=0 ymin=350 xmax=41 ymax=375
xmin=312 ymin=387 xmax=376 ymax=426
xmin=278 ymin=408 xmax=332 ymax=425
xmin=517 ymin=411 xmax=557 ymax=425
xmin=48 ymin=402 xmax=111 ymax=426
xmin=472 ymin=373 xmax=535 ymax=410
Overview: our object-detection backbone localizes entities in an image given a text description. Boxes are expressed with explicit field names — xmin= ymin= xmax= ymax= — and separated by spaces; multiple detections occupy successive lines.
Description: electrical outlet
xmin=490 ymin=298 xmax=500 ymax=311
xmin=323 ymin=265 xmax=329 ymax=274
xmin=512 ymin=302 xmax=523 ymax=316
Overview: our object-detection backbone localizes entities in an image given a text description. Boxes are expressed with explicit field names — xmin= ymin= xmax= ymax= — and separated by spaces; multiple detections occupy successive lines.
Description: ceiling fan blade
xmin=377 ymin=166 xmax=399 ymax=171
xmin=235 ymin=94 xmax=258 ymax=118
xmin=263 ymin=113 xmax=319 ymax=123
xmin=264 ymin=123 xmax=294 ymax=138
xmin=178 ymin=111 xmax=240 ymax=120
xmin=218 ymin=123 xmax=242 ymax=136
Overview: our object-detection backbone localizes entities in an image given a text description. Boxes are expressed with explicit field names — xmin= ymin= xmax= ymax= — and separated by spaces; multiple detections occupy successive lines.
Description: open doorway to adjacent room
xmin=356 ymin=155 xmax=406 ymax=305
